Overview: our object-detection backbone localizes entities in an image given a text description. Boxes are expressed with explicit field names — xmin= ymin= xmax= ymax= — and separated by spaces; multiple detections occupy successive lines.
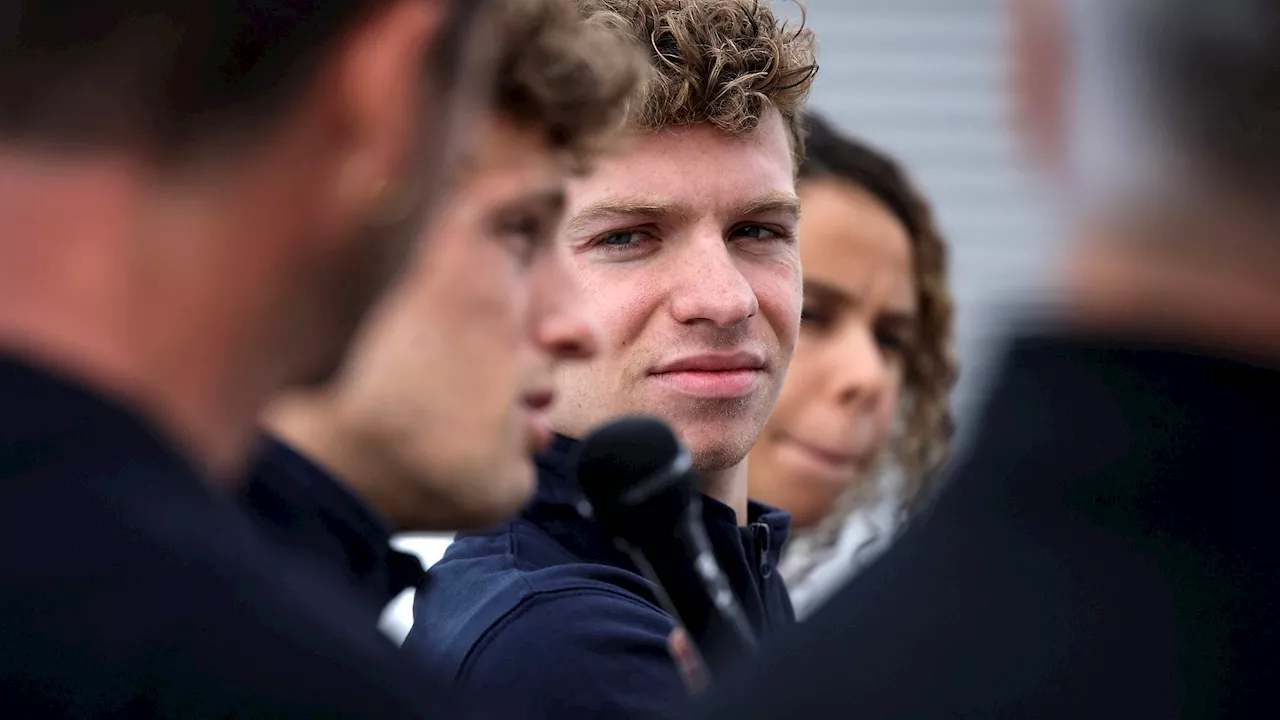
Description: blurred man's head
xmin=550 ymin=0 xmax=817 ymax=486
xmin=268 ymin=0 xmax=643 ymax=530
xmin=1009 ymin=0 xmax=1280 ymax=356
xmin=0 ymin=0 xmax=496 ymax=475
xmin=1011 ymin=0 xmax=1280 ymax=219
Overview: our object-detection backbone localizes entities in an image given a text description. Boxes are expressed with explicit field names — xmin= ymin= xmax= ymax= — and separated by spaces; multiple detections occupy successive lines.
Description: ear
xmin=333 ymin=0 xmax=447 ymax=217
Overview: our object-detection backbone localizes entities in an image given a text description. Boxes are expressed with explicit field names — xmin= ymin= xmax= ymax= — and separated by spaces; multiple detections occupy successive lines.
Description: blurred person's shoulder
xmin=0 ymin=355 xmax=449 ymax=718
xmin=698 ymin=321 xmax=1280 ymax=719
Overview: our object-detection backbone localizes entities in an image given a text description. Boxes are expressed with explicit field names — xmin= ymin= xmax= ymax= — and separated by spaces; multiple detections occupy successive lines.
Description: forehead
xmin=798 ymin=179 xmax=917 ymax=307
xmin=566 ymin=110 xmax=795 ymax=213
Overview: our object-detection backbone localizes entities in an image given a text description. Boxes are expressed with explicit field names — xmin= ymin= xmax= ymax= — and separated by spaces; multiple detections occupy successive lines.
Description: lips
xmin=784 ymin=436 xmax=861 ymax=468
xmin=521 ymin=389 xmax=554 ymax=412
xmin=648 ymin=351 xmax=767 ymax=399
xmin=521 ymin=389 xmax=555 ymax=451
xmin=774 ymin=429 xmax=877 ymax=487
xmin=650 ymin=351 xmax=766 ymax=374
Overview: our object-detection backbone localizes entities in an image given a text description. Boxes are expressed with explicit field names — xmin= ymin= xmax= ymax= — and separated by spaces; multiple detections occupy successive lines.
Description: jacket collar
xmin=243 ymin=436 xmax=423 ymax=611
xmin=531 ymin=433 xmax=791 ymax=570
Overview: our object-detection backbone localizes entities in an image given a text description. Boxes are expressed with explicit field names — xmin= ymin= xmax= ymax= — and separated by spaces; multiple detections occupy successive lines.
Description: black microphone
xmin=573 ymin=415 xmax=758 ymax=688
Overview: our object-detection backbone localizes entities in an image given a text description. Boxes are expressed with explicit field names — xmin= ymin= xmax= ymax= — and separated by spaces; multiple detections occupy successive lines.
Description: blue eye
xmin=601 ymin=231 xmax=641 ymax=246
xmin=590 ymin=229 xmax=658 ymax=258
xmin=734 ymin=225 xmax=778 ymax=240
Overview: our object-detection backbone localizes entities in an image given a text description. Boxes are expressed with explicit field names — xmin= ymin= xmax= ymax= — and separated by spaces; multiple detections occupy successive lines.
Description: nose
xmin=532 ymin=246 xmax=599 ymax=361
xmin=827 ymin=324 xmax=888 ymax=408
xmin=668 ymin=233 xmax=758 ymax=328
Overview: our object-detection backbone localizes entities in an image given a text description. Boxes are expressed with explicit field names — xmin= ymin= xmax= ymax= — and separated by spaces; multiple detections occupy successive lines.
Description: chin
xmin=668 ymin=409 xmax=764 ymax=464
xmin=681 ymin=423 xmax=759 ymax=473
xmin=656 ymin=397 xmax=772 ymax=463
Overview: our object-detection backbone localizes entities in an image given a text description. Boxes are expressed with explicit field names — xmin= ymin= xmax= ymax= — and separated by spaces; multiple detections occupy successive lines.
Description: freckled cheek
xmin=573 ymin=268 xmax=668 ymax=355
xmin=747 ymin=269 xmax=803 ymax=347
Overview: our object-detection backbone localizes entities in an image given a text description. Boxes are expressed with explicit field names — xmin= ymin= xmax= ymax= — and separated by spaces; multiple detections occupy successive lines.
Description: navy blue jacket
xmin=0 ymin=356 xmax=454 ymax=718
xmin=406 ymin=433 xmax=794 ymax=719
xmin=700 ymin=332 xmax=1280 ymax=719
xmin=242 ymin=436 xmax=424 ymax=622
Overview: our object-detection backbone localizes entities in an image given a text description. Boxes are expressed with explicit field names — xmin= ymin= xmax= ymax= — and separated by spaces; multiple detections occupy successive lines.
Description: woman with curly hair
xmin=749 ymin=112 xmax=958 ymax=617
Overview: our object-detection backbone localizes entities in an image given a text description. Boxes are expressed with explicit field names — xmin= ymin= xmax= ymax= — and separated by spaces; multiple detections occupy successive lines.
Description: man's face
xmin=331 ymin=115 xmax=597 ymax=529
xmin=550 ymin=110 xmax=802 ymax=471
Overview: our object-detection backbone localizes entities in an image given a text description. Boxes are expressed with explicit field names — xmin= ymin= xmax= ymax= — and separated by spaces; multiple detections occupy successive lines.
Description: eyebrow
xmin=494 ymin=186 xmax=567 ymax=219
xmin=565 ymin=190 xmax=801 ymax=235
xmin=734 ymin=191 xmax=802 ymax=222
xmin=804 ymin=278 xmax=918 ymax=320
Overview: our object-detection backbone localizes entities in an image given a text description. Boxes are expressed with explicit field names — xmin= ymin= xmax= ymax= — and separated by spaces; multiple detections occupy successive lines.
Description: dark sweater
xmin=406 ymin=433 xmax=795 ymax=718
xmin=242 ymin=435 xmax=424 ymax=621
xmin=0 ymin=356 xmax=454 ymax=718
xmin=700 ymin=331 xmax=1280 ymax=719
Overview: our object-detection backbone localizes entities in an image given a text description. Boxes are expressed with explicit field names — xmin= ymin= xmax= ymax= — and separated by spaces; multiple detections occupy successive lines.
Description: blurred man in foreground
xmin=0 ymin=1 xmax=494 ymax=716
xmin=245 ymin=0 xmax=642 ymax=622
xmin=698 ymin=0 xmax=1280 ymax=716
xmin=409 ymin=0 xmax=818 ymax=716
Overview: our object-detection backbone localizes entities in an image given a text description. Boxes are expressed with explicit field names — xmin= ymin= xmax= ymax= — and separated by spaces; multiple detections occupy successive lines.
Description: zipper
xmin=750 ymin=521 xmax=772 ymax=578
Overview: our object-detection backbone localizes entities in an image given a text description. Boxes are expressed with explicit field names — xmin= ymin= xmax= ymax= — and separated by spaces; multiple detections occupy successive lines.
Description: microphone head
xmin=574 ymin=415 xmax=696 ymax=543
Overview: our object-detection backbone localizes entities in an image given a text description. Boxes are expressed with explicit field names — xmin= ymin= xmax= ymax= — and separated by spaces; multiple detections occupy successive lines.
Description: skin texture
xmin=548 ymin=110 xmax=802 ymax=521
xmin=748 ymin=179 xmax=917 ymax=529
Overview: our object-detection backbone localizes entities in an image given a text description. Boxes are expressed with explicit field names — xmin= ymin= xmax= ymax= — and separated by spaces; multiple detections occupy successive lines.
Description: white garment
xmin=780 ymin=496 xmax=899 ymax=620
xmin=377 ymin=533 xmax=455 ymax=644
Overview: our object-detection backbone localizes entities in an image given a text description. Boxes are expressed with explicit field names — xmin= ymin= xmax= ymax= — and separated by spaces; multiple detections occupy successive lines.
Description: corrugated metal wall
xmin=794 ymin=0 xmax=1061 ymax=427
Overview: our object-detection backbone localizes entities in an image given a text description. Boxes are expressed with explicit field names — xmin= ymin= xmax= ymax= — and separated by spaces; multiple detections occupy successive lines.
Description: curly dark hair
xmin=575 ymin=0 xmax=818 ymax=162
xmin=799 ymin=112 xmax=958 ymax=509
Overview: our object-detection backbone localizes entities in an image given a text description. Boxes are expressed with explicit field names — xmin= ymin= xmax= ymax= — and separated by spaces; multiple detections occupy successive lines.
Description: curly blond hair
xmin=575 ymin=0 xmax=818 ymax=161
xmin=495 ymin=0 xmax=646 ymax=167
xmin=800 ymin=112 xmax=958 ymax=511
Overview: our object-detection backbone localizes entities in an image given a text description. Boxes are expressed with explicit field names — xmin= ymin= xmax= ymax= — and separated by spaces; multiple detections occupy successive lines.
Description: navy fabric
xmin=699 ymin=332 xmax=1280 ymax=719
xmin=406 ymin=433 xmax=795 ymax=719
xmin=0 ymin=355 xmax=454 ymax=718
xmin=242 ymin=435 xmax=424 ymax=619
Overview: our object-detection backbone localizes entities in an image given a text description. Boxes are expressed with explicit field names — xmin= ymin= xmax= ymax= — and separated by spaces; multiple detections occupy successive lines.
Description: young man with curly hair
xmin=408 ymin=1 xmax=818 ymax=716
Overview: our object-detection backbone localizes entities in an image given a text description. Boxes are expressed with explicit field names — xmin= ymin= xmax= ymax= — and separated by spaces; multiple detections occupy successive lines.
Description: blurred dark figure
xmin=698 ymin=0 xmax=1280 ymax=717
xmin=0 ymin=1 xmax=494 ymax=717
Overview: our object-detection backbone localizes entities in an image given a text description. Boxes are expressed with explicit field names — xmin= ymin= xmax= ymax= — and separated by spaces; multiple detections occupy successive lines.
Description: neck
xmin=1061 ymin=206 xmax=1280 ymax=364
xmin=0 ymin=151 xmax=284 ymax=482
xmin=700 ymin=460 xmax=750 ymax=526
xmin=265 ymin=394 xmax=412 ymax=532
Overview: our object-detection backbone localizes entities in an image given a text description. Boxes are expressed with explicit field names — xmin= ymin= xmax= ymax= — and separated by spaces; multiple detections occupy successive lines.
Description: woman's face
xmin=749 ymin=178 xmax=917 ymax=528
